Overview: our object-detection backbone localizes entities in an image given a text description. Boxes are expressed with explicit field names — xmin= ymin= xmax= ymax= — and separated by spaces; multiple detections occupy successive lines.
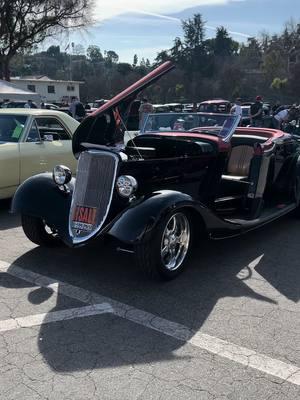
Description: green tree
xmin=182 ymin=14 xmax=205 ymax=50
xmin=181 ymin=14 xmax=208 ymax=75
xmin=117 ymin=62 xmax=133 ymax=75
xmin=133 ymin=54 xmax=138 ymax=67
xmin=271 ymin=77 xmax=288 ymax=89
xmin=210 ymin=26 xmax=239 ymax=57
xmin=175 ymin=83 xmax=185 ymax=100
xmin=154 ymin=50 xmax=170 ymax=66
xmin=170 ymin=37 xmax=184 ymax=63
xmin=87 ymin=45 xmax=103 ymax=63
xmin=239 ymin=37 xmax=262 ymax=70
xmin=73 ymin=44 xmax=85 ymax=56
xmin=262 ymin=50 xmax=286 ymax=80
xmin=47 ymin=46 xmax=60 ymax=58
xmin=105 ymin=50 xmax=119 ymax=64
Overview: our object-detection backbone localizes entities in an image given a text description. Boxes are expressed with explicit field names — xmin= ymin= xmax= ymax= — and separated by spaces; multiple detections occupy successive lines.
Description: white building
xmin=10 ymin=76 xmax=84 ymax=104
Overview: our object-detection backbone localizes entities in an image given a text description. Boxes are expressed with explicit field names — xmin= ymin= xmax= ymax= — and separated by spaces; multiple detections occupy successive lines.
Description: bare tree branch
xmin=0 ymin=0 xmax=93 ymax=79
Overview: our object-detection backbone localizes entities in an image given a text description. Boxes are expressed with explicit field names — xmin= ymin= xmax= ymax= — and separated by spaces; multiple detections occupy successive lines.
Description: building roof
xmin=0 ymin=80 xmax=41 ymax=101
xmin=18 ymin=75 xmax=52 ymax=80
xmin=11 ymin=76 xmax=84 ymax=84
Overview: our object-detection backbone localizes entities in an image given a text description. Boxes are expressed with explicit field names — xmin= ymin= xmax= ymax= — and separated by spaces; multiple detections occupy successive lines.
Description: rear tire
xmin=21 ymin=214 xmax=62 ymax=247
xmin=135 ymin=210 xmax=192 ymax=280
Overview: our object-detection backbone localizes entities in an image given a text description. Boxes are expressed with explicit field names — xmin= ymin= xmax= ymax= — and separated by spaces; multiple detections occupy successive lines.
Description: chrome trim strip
xmin=117 ymin=247 xmax=135 ymax=254
xmin=68 ymin=150 xmax=119 ymax=245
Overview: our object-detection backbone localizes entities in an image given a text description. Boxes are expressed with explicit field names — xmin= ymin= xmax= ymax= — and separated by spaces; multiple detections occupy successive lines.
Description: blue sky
xmin=49 ymin=0 xmax=300 ymax=63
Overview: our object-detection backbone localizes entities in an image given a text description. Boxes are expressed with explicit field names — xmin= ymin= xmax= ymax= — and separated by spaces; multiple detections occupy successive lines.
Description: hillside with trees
xmin=7 ymin=14 xmax=300 ymax=104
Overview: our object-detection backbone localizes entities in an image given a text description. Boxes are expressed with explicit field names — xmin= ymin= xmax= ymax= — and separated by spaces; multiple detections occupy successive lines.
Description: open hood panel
xmin=72 ymin=61 xmax=175 ymax=155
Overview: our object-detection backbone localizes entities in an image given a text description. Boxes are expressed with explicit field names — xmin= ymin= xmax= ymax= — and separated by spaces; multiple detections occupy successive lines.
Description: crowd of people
xmin=230 ymin=95 xmax=300 ymax=130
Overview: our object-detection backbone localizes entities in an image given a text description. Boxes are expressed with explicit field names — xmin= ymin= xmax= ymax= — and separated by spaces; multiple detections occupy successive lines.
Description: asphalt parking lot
xmin=0 ymin=199 xmax=299 ymax=400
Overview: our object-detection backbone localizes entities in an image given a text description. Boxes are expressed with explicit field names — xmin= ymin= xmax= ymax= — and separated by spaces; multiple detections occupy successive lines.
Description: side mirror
xmin=42 ymin=132 xmax=60 ymax=141
xmin=43 ymin=134 xmax=54 ymax=142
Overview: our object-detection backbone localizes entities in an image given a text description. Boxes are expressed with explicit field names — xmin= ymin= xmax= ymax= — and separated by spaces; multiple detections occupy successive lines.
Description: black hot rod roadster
xmin=12 ymin=62 xmax=300 ymax=279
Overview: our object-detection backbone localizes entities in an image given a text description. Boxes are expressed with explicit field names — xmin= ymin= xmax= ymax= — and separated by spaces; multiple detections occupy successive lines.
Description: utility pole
xmin=70 ymin=42 xmax=75 ymax=81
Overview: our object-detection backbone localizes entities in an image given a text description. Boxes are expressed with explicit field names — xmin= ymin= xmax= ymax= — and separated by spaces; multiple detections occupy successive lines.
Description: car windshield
xmin=0 ymin=115 xmax=27 ymax=142
xmin=141 ymin=112 xmax=240 ymax=140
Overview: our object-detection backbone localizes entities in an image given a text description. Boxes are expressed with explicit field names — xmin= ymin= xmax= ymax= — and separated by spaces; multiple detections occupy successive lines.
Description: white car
xmin=0 ymin=109 xmax=79 ymax=199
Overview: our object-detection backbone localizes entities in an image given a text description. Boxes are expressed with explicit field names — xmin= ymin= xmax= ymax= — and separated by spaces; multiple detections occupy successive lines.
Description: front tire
xmin=135 ymin=210 xmax=192 ymax=280
xmin=21 ymin=214 xmax=61 ymax=247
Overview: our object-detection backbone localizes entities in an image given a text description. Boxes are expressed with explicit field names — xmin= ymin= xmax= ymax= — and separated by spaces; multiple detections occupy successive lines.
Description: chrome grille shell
xmin=69 ymin=150 xmax=119 ymax=244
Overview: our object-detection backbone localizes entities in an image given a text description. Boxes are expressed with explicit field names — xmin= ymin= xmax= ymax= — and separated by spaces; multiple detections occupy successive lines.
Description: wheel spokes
xmin=160 ymin=213 xmax=190 ymax=272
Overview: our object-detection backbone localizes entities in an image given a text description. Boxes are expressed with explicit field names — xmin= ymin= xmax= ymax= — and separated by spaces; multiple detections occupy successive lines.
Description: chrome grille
xmin=69 ymin=150 xmax=119 ymax=243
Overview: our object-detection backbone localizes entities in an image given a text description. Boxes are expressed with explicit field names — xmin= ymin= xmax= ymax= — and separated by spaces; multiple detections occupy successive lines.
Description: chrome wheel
xmin=160 ymin=212 xmax=190 ymax=271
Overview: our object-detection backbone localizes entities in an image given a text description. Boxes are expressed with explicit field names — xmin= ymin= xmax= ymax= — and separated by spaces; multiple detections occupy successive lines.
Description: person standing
xmin=139 ymin=98 xmax=154 ymax=130
xmin=273 ymin=108 xmax=289 ymax=129
xmin=2 ymin=99 xmax=10 ymax=107
xmin=250 ymin=96 xmax=264 ymax=127
xmin=230 ymin=98 xmax=243 ymax=116
xmin=69 ymin=96 xmax=86 ymax=122
xmin=24 ymin=99 xmax=33 ymax=108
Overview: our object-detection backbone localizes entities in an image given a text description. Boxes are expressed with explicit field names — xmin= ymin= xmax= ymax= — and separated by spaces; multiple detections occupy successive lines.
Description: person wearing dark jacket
xmin=250 ymin=96 xmax=264 ymax=127
xmin=69 ymin=96 xmax=86 ymax=122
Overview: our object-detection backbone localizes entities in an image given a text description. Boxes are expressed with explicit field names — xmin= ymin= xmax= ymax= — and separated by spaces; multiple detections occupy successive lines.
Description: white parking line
xmin=0 ymin=259 xmax=299 ymax=386
xmin=0 ymin=303 xmax=113 ymax=333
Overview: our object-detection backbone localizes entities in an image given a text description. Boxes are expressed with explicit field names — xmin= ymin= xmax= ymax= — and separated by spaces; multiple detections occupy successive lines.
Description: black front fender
xmin=108 ymin=190 xmax=206 ymax=244
xmin=11 ymin=173 xmax=74 ymax=242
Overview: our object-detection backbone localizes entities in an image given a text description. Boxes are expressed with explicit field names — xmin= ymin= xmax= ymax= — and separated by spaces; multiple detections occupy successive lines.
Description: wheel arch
xmin=177 ymin=205 xmax=208 ymax=239
xmin=11 ymin=173 xmax=74 ymax=241
xmin=107 ymin=190 xmax=210 ymax=245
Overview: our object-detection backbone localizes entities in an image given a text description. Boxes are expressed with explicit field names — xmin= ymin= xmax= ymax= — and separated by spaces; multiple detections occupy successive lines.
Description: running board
xmin=225 ymin=203 xmax=296 ymax=230
xmin=210 ymin=202 xmax=297 ymax=240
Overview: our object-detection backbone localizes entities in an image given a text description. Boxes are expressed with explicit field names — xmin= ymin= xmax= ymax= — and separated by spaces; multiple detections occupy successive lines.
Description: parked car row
xmin=1 ymin=101 xmax=38 ymax=109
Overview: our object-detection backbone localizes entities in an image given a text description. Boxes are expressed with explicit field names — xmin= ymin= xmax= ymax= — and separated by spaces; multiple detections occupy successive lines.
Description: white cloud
xmin=94 ymin=0 xmax=234 ymax=21
xmin=93 ymin=1 xmax=250 ymax=38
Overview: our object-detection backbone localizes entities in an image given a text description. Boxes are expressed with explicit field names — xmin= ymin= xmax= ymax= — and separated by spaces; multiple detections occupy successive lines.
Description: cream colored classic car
xmin=0 ymin=109 xmax=79 ymax=199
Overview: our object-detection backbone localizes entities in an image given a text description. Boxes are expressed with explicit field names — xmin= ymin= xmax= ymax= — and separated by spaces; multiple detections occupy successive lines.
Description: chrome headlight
xmin=116 ymin=175 xmax=138 ymax=198
xmin=53 ymin=165 xmax=72 ymax=186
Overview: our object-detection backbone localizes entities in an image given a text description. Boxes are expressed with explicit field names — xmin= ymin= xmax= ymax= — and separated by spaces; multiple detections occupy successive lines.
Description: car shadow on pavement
xmin=4 ymin=215 xmax=300 ymax=372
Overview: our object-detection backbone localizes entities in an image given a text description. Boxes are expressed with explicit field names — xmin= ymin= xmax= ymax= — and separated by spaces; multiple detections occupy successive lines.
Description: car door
xmin=34 ymin=116 xmax=77 ymax=173
xmin=0 ymin=114 xmax=28 ymax=198
xmin=19 ymin=119 xmax=49 ymax=183
xmin=0 ymin=142 xmax=20 ymax=198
